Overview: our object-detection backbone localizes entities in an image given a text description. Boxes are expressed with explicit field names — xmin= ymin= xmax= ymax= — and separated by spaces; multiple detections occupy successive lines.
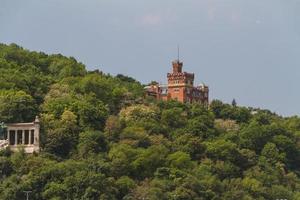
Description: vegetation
xmin=0 ymin=43 xmax=300 ymax=200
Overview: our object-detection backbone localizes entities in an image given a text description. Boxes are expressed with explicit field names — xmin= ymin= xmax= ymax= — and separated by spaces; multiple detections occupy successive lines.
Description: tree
xmin=0 ymin=157 xmax=13 ymax=179
xmin=205 ymin=139 xmax=239 ymax=163
xmin=167 ymin=151 xmax=193 ymax=170
xmin=108 ymin=144 xmax=139 ymax=177
xmin=43 ymin=110 xmax=79 ymax=158
xmin=115 ymin=176 xmax=136 ymax=199
xmin=232 ymin=99 xmax=237 ymax=107
xmin=0 ymin=90 xmax=37 ymax=123
xmin=260 ymin=143 xmax=285 ymax=165
xmin=43 ymin=85 xmax=109 ymax=130
xmin=186 ymin=115 xmax=215 ymax=138
xmin=272 ymin=134 xmax=299 ymax=167
xmin=104 ymin=115 xmax=122 ymax=142
xmin=209 ymin=100 xmax=224 ymax=119
xmin=239 ymin=122 xmax=273 ymax=153
xmin=161 ymin=108 xmax=187 ymax=129
xmin=120 ymin=126 xmax=150 ymax=148
xmin=71 ymin=94 xmax=109 ymax=130
xmin=131 ymin=145 xmax=168 ymax=179
xmin=119 ymin=105 xmax=159 ymax=126
xmin=173 ymin=133 xmax=205 ymax=160
xmin=42 ymin=84 xmax=74 ymax=118
xmin=48 ymin=56 xmax=86 ymax=79
xmin=77 ymin=130 xmax=108 ymax=158
xmin=116 ymin=74 xmax=139 ymax=84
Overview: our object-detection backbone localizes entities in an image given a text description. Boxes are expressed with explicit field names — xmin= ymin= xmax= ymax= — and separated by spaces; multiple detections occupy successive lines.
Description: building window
xmin=162 ymin=88 xmax=168 ymax=94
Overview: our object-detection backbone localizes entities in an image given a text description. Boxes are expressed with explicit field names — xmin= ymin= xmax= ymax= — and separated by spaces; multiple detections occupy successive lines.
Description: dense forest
xmin=0 ymin=43 xmax=300 ymax=200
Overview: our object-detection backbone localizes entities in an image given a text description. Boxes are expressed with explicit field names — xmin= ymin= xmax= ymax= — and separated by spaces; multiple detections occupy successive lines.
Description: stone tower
xmin=167 ymin=60 xmax=195 ymax=103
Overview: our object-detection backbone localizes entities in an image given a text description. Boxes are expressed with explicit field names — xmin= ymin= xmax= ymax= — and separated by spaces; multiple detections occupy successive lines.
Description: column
xmin=22 ymin=130 xmax=25 ymax=145
xmin=29 ymin=130 xmax=32 ymax=145
xmin=32 ymin=130 xmax=35 ymax=145
xmin=14 ymin=130 xmax=17 ymax=145
xmin=34 ymin=116 xmax=40 ymax=147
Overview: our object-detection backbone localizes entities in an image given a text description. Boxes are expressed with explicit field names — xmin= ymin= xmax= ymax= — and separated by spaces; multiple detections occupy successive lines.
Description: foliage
xmin=0 ymin=90 xmax=37 ymax=123
xmin=0 ymin=43 xmax=299 ymax=200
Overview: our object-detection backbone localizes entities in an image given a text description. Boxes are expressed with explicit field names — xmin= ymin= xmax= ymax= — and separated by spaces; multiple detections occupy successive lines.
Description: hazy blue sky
xmin=1 ymin=0 xmax=300 ymax=116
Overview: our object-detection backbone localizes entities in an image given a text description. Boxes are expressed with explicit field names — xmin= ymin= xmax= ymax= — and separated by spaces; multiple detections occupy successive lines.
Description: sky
xmin=1 ymin=0 xmax=300 ymax=116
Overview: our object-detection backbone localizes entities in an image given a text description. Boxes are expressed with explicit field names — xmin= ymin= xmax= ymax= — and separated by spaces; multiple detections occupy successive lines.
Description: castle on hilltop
xmin=145 ymin=59 xmax=209 ymax=105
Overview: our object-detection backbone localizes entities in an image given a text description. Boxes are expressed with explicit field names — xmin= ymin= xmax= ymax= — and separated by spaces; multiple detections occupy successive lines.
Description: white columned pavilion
xmin=5 ymin=116 xmax=40 ymax=153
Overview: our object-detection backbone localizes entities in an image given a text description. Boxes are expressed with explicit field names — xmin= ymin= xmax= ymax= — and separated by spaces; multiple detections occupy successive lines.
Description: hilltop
xmin=0 ymin=43 xmax=300 ymax=200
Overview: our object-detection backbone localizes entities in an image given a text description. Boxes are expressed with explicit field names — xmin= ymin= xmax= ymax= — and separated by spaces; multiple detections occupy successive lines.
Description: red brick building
xmin=145 ymin=59 xmax=209 ymax=105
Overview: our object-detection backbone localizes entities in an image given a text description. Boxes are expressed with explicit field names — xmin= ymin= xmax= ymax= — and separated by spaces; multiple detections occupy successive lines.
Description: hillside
xmin=0 ymin=43 xmax=300 ymax=200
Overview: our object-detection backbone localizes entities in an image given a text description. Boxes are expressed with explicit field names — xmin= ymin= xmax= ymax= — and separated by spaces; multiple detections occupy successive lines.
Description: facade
xmin=145 ymin=60 xmax=209 ymax=105
xmin=0 ymin=116 xmax=40 ymax=153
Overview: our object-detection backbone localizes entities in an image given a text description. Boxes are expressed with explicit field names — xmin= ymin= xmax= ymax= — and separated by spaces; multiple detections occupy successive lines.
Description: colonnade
xmin=4 ymin=116 xmax=40 ymax=153
xmin=6 ymin=129 xmax=35 ymax=145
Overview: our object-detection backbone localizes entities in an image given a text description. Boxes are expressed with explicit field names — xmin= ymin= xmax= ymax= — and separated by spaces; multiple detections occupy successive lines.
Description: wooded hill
xmin=0 ymin=43 xmax=300 ymax=200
